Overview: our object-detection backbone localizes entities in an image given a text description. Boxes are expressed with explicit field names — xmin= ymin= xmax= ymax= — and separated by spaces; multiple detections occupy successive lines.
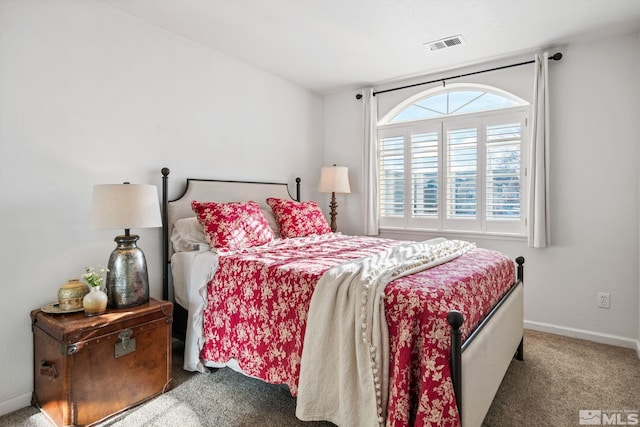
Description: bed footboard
xmin=448 ymin=256 xmax=525 ymax=426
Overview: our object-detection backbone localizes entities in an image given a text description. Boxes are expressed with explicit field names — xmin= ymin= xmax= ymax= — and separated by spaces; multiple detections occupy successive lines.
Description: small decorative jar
xmin=57 ymin=279 xmax=89 ymax=311
xmin=83 ymin=286 xmax=108 ymax=316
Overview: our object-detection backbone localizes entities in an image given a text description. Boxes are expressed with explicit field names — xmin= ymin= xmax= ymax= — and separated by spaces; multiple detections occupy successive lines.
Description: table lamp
xmin=318 ymin=165 xmax=351 ymax=232
xmin=91 ymin=183 xmax=162 ymax=308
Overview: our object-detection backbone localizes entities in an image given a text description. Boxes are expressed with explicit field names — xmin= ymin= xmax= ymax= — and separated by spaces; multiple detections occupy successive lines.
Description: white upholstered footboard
xmin=461 ymin=282 xmax=524 ymax=427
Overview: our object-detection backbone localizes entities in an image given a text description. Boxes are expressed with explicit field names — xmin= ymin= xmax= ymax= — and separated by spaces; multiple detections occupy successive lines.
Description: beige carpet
xmin=482 ymin=329 xmax=639 ymax=427
xmin=1 ymin=329 xmax=638 ymax=426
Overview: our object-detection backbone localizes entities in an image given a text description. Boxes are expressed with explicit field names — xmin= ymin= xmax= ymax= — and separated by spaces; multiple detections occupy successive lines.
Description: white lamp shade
xmin=318 ymin=166 xmax=351 ymax=194
xmin=92 ymin=184 xmax=162 ymax=230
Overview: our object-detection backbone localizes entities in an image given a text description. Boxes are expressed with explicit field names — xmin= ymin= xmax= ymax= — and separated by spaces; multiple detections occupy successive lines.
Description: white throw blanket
xmin=296 ymin=238 xmax=476 ymax=427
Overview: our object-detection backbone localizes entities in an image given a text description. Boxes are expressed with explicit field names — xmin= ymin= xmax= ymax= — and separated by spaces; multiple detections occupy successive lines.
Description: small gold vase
xmin=57 ymin=279 xmax=89 ymax=311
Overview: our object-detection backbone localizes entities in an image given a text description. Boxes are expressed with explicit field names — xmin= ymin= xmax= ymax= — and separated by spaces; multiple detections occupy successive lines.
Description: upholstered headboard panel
xmin=160 ymin=167 xmax=300 ymax=300
xmin=167 ymin=179 xmax=296 ymax=248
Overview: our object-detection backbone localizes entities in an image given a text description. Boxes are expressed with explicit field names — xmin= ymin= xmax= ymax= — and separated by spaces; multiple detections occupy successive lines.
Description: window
xmin=378 ymin=84 xmax=528 ymax=236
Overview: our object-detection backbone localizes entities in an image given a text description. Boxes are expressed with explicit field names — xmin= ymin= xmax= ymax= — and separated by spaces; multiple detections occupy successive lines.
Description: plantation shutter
xmin=446 ymin=126 xmax=478 ymax=220
xmin=486 ymin=121 xmax=521 ymax=220
xmin=379 ymin=133 xmax=405 ymax=225
xmin=411 ymin=131 xmax=439 ymax=218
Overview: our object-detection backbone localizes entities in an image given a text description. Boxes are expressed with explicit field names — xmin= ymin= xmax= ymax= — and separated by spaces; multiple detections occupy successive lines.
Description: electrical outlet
xmin=598 ymin=292 xmax=610 ymax=309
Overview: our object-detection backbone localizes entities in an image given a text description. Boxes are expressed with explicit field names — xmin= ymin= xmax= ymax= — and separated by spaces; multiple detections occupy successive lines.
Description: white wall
xmin=0 ymin=0 xmax=323 ymax=415
xmin=2 ymin=1 xmax=638 ymax=419
xmin=324 ymin=33 xmax=640 ymax=352
xmin=638 ymin=32 xmax=640 ymax=357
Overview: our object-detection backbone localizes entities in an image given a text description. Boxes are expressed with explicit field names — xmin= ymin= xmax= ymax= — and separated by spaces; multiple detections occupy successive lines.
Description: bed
xmin=160 ymin=167 xmax=525 ymax=427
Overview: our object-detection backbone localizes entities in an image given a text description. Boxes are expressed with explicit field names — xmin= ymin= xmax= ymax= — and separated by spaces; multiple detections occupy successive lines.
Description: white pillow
xmin=171 ymin=217 xmax=208 ymax=252
xmin=261 ymin=208 xmax=281 ymax=238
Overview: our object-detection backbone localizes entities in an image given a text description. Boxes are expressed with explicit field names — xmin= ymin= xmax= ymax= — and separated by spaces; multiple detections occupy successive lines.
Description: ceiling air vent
xmin=424 ymin=35 xmax=465 ymax=51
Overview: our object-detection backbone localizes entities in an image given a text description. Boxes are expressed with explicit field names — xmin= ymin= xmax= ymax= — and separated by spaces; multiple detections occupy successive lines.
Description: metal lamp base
xmin=106 ymin=234 xmax=150 ymax=308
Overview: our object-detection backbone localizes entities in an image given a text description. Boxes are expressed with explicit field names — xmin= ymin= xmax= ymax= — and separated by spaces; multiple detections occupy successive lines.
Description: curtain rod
xmin=356 ymin=52 xmax=562 ymax=99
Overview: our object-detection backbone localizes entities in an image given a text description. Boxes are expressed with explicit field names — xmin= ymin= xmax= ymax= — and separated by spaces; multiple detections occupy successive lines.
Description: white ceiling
xmin=99 ymin=0 xmax=640 ymax=95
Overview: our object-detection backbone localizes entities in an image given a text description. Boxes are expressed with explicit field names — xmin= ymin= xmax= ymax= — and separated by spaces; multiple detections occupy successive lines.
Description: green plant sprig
xmin=82 ymin=266 xmax=109 ymax=288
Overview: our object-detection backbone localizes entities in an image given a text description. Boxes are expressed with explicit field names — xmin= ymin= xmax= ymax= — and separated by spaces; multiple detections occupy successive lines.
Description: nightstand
xmin=31 ymin=298 xmax=173 ymax=427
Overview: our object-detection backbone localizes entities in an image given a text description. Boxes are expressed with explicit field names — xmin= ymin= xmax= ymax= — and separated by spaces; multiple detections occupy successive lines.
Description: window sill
xmin=378 ymin=227 xmax=527 ymax=243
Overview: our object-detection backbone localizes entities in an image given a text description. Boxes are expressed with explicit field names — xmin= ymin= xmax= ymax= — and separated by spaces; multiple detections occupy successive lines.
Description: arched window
xmin=377 ymin=84 xmax=529 ymax=236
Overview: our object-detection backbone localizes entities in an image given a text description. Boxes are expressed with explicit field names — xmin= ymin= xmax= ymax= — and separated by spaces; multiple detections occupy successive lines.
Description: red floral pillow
xmin=191 ymin=201 xmax=275 ymax=251
xmin=266 ymin=198 xmax=331 ymax=238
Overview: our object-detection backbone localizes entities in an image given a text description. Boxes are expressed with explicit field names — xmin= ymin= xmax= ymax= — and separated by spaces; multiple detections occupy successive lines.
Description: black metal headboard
xmin=160 ymin=167 xmax=301 ymax=301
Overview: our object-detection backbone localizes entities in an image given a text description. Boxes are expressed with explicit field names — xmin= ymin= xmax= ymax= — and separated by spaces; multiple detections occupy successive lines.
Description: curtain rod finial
xmin=550 ymin=52 xmax=563 ymax=61
xmin=355 ymin=93 xmax=363 ymax=100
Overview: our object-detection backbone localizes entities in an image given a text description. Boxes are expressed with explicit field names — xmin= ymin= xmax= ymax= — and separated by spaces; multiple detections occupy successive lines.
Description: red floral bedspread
xmin=200 ymin=234 xmax=515 ymax=427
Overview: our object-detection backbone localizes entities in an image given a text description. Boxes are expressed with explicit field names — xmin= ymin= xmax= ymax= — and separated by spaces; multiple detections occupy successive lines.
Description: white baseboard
xmin=0 ymin=392 xmax=32 ymax=418
xmin=525 ymin=320 xmax=640 ymax=358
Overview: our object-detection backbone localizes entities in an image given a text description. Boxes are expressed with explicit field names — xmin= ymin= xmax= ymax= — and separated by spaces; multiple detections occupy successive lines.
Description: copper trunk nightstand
xmin=31 ymin=298 xmax=173 ymax=427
